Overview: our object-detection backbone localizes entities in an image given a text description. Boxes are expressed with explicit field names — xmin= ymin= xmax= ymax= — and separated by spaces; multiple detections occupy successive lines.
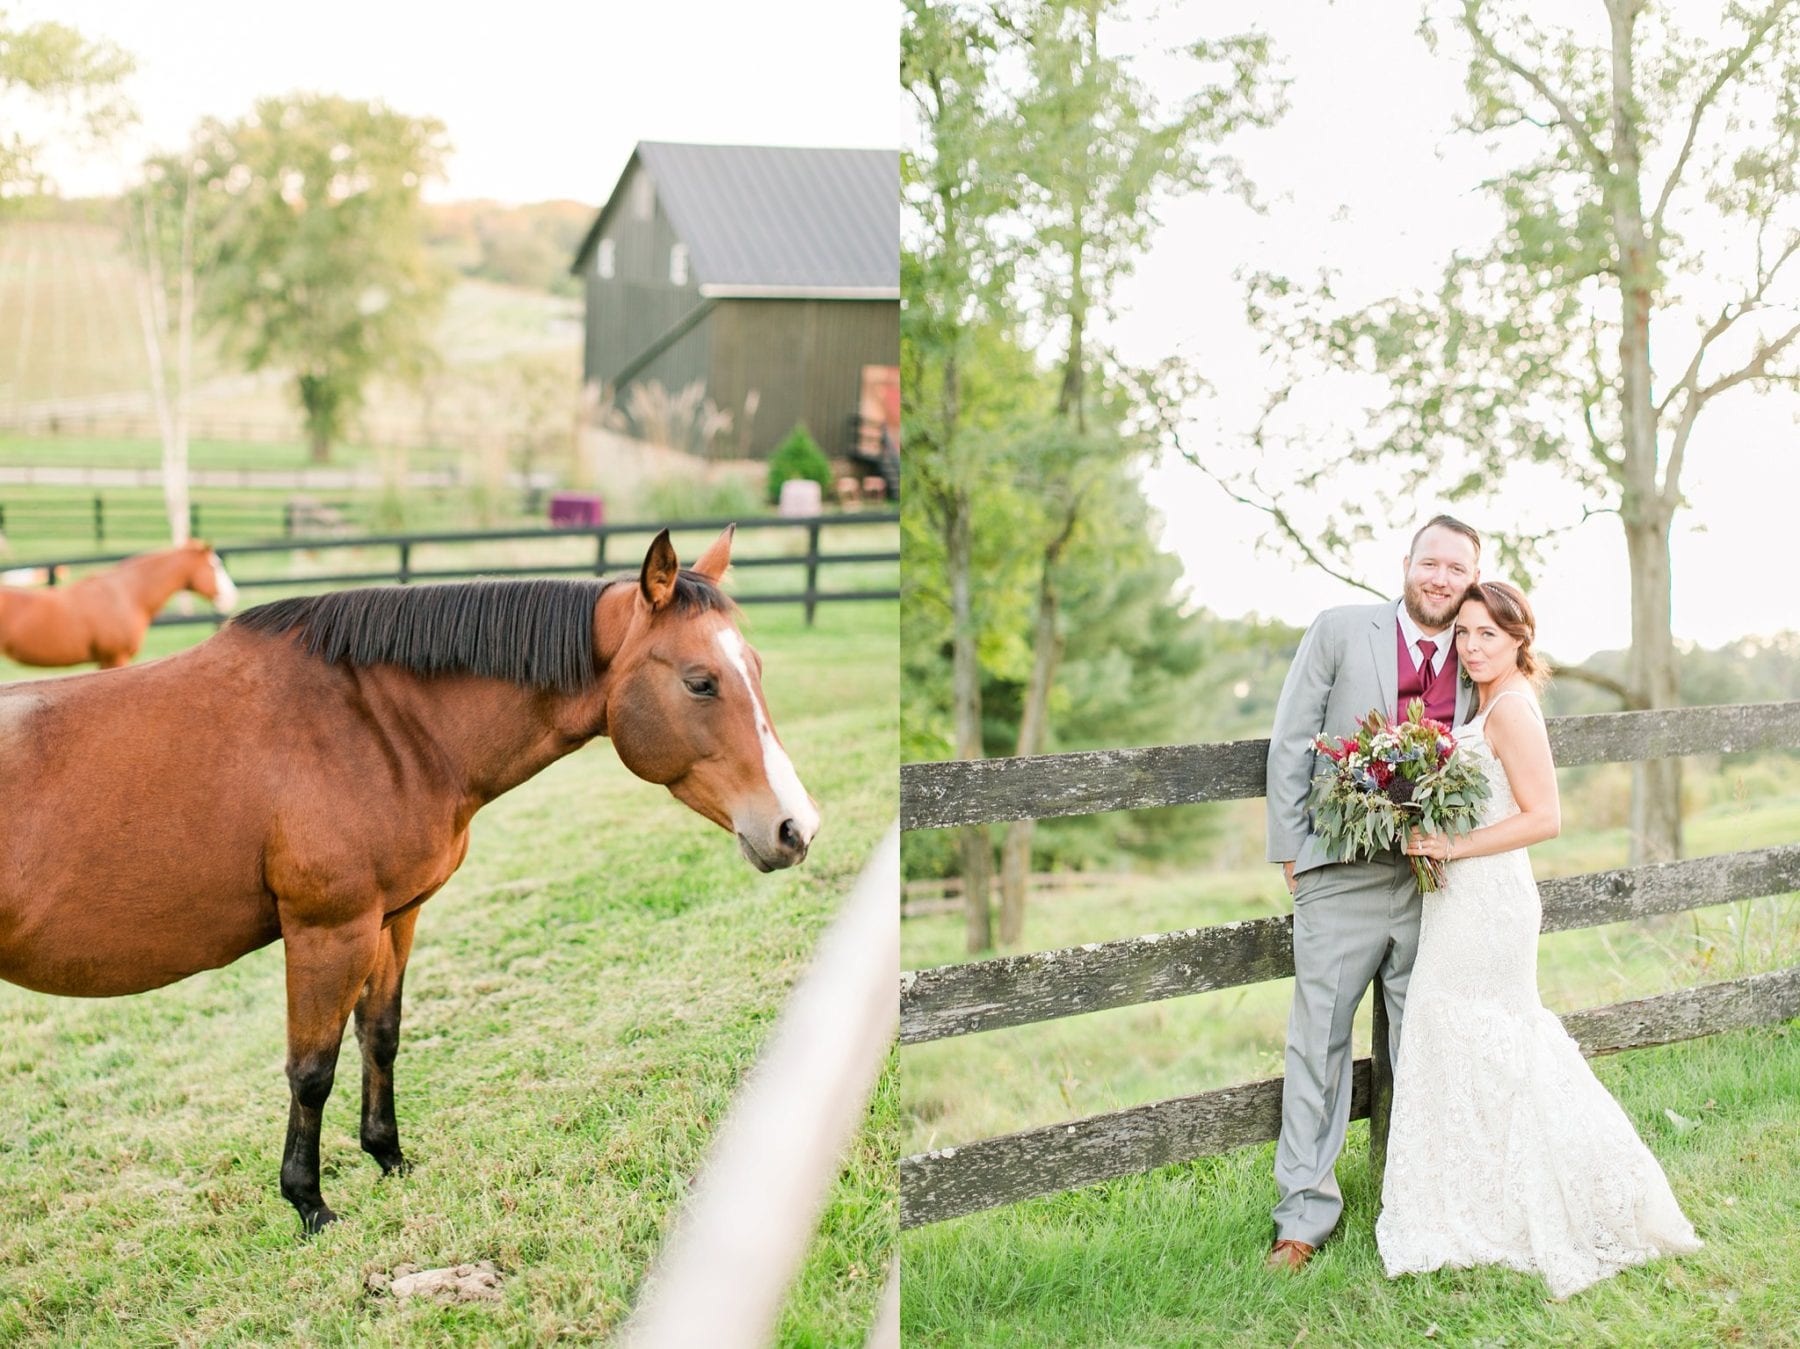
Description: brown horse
xmin=0 ymin=526 xmax=819 ymax=1232
xmin=0 ymin=539 xmax=239 ymax=669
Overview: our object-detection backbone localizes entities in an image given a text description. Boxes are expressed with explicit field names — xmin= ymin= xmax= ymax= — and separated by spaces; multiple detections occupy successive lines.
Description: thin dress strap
xmin=1482 ymin=687 xmax=1544 ymax=724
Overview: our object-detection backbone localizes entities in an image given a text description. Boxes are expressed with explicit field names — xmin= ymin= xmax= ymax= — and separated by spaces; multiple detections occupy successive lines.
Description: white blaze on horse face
xmin=209 ymin=556 xmax=239 ymax=612
xmin=713 ymin=625 xmax=820 ymax=842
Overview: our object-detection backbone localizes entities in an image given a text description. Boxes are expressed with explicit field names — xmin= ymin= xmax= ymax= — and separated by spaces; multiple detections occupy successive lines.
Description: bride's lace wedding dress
xmin=1376 ymin=687 xmax=1702 ymax=1299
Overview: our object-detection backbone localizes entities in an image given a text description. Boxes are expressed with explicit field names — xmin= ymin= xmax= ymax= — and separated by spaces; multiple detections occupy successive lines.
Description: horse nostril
xmin=779 ymin=818 xmax=804 ymax=853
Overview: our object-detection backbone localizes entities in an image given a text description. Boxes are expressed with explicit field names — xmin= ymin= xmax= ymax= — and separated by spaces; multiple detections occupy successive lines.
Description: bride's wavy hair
xmin=1462 ymin=581 xmax=1552 ymax=692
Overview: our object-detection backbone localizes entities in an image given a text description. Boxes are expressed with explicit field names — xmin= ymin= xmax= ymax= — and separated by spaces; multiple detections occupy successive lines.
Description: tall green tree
xmin=1219 ymin=0 xmax=1800 ymax=864
xmin=991 ymin=0 xmax=1283 ymax=938
xmin=0 ymin=11 xmax=132 ymax=197
xmin=196 ymin=94 xmax=450 ymax=462
xmin=903 ymin=0 xmax=1016 ymax=952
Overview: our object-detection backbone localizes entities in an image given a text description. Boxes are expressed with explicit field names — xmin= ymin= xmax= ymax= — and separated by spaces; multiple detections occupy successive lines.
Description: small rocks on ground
xmin=366 ymin=1261 xmax=503 ymax=1304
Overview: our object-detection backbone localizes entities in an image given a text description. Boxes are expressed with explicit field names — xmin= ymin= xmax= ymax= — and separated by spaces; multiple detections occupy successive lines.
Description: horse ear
xmin=691 ymin=524 xmax=735 ymax=582
xmin=640 ymin=529 xmax=680 ymax=611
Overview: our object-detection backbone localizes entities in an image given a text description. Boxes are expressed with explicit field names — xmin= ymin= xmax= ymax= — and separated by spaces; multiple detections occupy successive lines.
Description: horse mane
xmin=232 ymin=574 xmax=731 ymax=692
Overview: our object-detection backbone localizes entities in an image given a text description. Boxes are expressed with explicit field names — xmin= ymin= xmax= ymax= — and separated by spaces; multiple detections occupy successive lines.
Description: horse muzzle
xmin=734 ymin=812 xmax=818 ymax=872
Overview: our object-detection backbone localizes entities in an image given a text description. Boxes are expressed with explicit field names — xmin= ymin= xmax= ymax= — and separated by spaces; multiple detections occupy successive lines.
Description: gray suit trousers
xmin=1271 ymin=853 xmax=1420 ymax=1246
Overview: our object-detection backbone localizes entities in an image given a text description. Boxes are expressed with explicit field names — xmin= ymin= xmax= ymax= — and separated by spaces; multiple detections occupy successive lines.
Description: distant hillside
xmin=424 ymin=199 xmax=594 ymax=298
xmin=0 ymin=210 xmax=580 ymax=432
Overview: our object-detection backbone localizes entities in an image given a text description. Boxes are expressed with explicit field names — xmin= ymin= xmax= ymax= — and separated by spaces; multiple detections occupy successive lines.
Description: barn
xmin=570 ymin=141 xmax=899 ymax=466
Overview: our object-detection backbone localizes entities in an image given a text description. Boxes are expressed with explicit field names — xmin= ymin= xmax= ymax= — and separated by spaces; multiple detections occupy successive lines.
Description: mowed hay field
xmin=901 ymin=776 xmax=1800 ymax=1345
xmin=0 ymin=601 xmax=897 ymax=1345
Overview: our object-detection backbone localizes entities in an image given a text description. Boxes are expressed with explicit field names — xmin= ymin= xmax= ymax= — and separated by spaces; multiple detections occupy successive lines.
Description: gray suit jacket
xmin=1265 ymin=600 xmax=1476 ymax=876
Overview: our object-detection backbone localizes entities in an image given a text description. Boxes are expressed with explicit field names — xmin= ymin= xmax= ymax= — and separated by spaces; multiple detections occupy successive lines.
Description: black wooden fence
xmin=0 ymin=494 xmax=373 ymax=544
xmin=22 ymin=513 xmax=899 ymax=627
xmin=897 ymin=702 xmax=1800 ymax=1228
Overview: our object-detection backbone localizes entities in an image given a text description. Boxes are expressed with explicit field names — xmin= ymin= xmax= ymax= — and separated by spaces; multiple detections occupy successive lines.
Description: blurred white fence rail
xmin=622 ymin=824 xmax=900 ymax=1348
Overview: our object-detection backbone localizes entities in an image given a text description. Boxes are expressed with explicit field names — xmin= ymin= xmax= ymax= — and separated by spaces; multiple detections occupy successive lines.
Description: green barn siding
xmin=617 ymin=315 xmax=716 ymax=438
xmin=583 ymin=161 xmax=701 ymax=391
xmin=705 ymin=299 xmax=898 ymax=460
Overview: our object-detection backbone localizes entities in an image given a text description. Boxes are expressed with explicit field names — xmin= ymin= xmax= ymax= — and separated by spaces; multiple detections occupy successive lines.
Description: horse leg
xmin=354 ymin=909 xmax=418 ymax=1177
xmin=279 ymin=916 xmax=383 ymax=1234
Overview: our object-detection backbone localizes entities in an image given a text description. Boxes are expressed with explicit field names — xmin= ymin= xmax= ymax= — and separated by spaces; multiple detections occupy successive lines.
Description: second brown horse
xmin=0 ymin=539 xmax=238 ymax=668
xmin=0 ymin=526 xmax=819 ymax=1231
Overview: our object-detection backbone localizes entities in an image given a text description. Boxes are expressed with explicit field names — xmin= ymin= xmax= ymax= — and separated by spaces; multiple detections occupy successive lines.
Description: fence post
xmin=94 ymin=494 xmax=104 ymax=545
xmin=803 ymin=521 xmax=822 ymax=627
xmin=398 ymin=542 xmax=412 ymax=583
xmin=284 ymin=502 xmax=294 ymax=537
xmin=1369 ymin=978 xmax=1393 ymax=1184
xmin=0 ymin=503 xmax=6 ymax=534
xmin=595 ymin=531 xmax=608 ymax=576
xmin=190 ymin=502 xmax=200 ymax=538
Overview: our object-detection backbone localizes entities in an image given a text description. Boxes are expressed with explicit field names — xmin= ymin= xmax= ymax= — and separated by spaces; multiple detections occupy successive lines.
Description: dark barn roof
xmin=572 ymin=142 xmax=898 ymax=298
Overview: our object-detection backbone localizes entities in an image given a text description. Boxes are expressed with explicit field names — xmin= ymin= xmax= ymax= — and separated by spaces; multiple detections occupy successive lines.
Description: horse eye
xmin=685 ymin=676 xmax=718 ymax=698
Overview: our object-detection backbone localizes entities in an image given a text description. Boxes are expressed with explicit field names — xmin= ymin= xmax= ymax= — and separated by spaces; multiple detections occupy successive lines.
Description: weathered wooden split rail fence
xmin=897 ymin=701 xmax=1800 ymax=1228
xmin=18 ymin=512 xmax=899 ymax=627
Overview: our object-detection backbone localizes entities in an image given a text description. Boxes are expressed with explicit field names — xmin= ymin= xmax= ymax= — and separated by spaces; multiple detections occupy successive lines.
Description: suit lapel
xmin=1369 ymin=608 xmax=1397 ymax=720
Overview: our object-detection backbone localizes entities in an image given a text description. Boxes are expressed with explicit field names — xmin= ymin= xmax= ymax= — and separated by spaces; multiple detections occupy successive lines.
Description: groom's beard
xmin=1403 ymin=580 xmax=1462 ymax=631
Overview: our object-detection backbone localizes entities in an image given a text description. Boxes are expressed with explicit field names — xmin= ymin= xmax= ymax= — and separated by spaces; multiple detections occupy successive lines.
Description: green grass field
xmin=902 ymin=1027 xmax=1800 ymax=1346
xmin=900 ymin=767 xmax=1800 ymax=1344
xmin=0 ymin=601 xmax=898 ymax=1345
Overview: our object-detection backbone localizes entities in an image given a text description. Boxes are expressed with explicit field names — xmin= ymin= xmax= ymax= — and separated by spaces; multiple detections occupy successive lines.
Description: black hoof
xmin=380 ymin=1153 xmax=413 ymax=1179
xmin=300 ymin=1204 xmax=339 ymax=1236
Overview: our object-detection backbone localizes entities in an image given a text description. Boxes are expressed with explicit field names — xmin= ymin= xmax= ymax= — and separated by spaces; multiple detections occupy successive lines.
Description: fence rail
xmin=902 ymin=966 xmax=1800 ymax=1227
xmin=0 ymin=410 xmax=522 ymax=454
xmin=899 ymin=700 xmax=1800 ymax=1228
xmin=621 ymin=826 xmax=900 ymax=1346
xmin=17 ymin=513 xmax=899 ymax=627
xmin=899 ymin=702 xmax=1800 ymax=830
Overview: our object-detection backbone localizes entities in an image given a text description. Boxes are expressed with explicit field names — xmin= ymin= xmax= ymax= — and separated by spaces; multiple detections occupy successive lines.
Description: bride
xmin=1378 ymin=580 xmax=1702 ymax=1299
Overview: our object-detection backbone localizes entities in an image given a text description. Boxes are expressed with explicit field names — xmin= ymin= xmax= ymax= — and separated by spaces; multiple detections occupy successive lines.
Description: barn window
xmin=633 ymin=173 xmax=653 ymax=219
xmin=596 ymin=238 xmax=615 ymax=279
xmin=669 ymin=243 xmax=689 ymax=286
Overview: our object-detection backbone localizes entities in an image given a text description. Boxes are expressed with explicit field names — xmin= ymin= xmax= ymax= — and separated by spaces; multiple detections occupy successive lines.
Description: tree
xmin=1212 ymin=0 xmax=1800 ymax=864
xmin=990 ymin=0 xmax=1283 ymax=938
xmin=125 ymin=147 xmax=230 ymax=544
xmin=196 ymin=94 xmax=451 ymax=462
xmin=0 ymin=12 xmax=132 ymax=198
xmin=903 ymin=0 xmax=1015 ymax=952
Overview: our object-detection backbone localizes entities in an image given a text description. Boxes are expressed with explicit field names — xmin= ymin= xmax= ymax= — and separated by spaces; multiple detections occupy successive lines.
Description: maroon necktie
xmin=1416 ymin=639 xmax=1436 ymax=676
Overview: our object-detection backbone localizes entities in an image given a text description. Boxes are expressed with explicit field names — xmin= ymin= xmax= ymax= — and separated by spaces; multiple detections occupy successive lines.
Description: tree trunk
xmin=1624 ymin=513 xmax=1682 ymax=862
xmin=948 ymin=488 xmax=993 ymax=953
xmin=1057 ymin=302 xmax=1085 ymax=432
xmin=999 ymin=553 xmax=1066 ymax=946
xmin=166 ymin=164 xmax=195 ymax=547
xmin=1606 ymin=0 xmax=1682 ymax=864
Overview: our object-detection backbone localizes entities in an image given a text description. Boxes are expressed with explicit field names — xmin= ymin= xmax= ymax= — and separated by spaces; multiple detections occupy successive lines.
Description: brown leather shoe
xmin=1265 ymin=1238 xmax=1316 ymax=1271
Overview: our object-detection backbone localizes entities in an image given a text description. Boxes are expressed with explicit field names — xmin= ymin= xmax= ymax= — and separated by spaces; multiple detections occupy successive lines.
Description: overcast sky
xmin=1084 ymin=0 xmax=1795 ymax=663
xmin=19 ymin=0 xmax=899 ymax=204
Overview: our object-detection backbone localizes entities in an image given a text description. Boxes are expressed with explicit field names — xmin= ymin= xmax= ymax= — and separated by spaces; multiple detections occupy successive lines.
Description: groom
xmin=1262 ymin=514 xmax=1481 ymax=1271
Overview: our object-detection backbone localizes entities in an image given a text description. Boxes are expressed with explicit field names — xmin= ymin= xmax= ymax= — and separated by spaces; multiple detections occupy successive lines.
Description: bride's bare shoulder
xmin=1484 ymin=686 xmax=1549 ymax=747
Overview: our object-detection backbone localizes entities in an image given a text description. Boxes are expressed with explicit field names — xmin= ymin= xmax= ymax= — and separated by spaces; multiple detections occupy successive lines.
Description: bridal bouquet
xmin=1306 ymin=699 xmax=1490 ymax=891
